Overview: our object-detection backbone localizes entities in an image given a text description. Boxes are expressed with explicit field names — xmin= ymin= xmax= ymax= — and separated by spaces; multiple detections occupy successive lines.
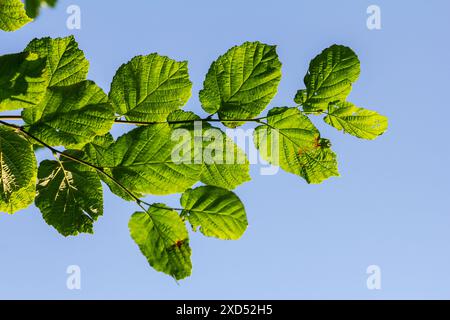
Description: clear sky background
xmin=0 ymin=0 xmax=449 ymax=299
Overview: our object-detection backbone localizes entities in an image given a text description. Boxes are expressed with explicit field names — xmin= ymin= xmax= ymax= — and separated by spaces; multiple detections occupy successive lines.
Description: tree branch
xmin=0 ymin=119 xmax=151 ymax=212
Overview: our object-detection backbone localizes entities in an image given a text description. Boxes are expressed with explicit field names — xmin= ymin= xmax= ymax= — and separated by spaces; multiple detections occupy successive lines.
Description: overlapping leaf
xmin=35 ymin=157 xmax=103 ymax=236
xmin=22 ymin=80 xmax=115 ymax=147
xmin=0 ymin=0 xmax=32 ymax=31
xmin=25 ymin=36 xmax=89 ymax=88
xmin=168 ymin=110 xmax=251 ymax=190
xmin=199 ymin=41 xmax=282 ymax=128
xmin=324 ymin=101 xmax=388 ymax=140
xmin=254 ymin=107 xmax=339 ymax=184
xmin=129 ymin=204 xmax=192 ymax=280
xmin=109 ymin=53 xmax=192 ymax=122
xmin=101 ymin=123 xmax=203 ymax=196
xmin=0 ymin=126 xmax=37 ymax=214
xmin=81 ymin=134 xmax=141 ymax=201
xmin=181 ymin=186 xmax=247 ymax=240
xmin=0 ymin=52 xmax=48 ymax=111
xmin=295 ymin=45 xmax=360 ymax=113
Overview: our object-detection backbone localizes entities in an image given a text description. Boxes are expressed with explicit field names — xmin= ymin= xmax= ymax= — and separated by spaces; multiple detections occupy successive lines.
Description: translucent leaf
xmin=25 ymin=36 xmax=89 ymax=88
xmin=181 ymin=186 xmax=247 ymax=240
xmin=105 ymin=123 xmax=203 ymax=196
xmin=0 ymin=127 xmax=37 ymax=214
xmin=0 ymin=0 xmax=32 ymax=31
xmin=168 ymin=110 xmax=251 ymax=190
xmin=0 ymin=52 xmax=48 ymax=111
xmin=109 ymin=53 xmax=192 ymax=122
xmin=199 ymin=41 xmax=282 ymax=128
xmin=129 ymin=204 xmax=191 ymax=280
xmin=35 ymin=158 xmax=103 ymax=236
xmin=22 ymin=80 xmax=115 ymax=148
xmin=254 ymin=107 xmax=339 ymax=184
xmin=295 ymin=45 xmax=360 ymax=113
xmin=324 ymin=101 xmax=388 ymax=140
xmin=81 ymin=134 xmax=141 ymax=201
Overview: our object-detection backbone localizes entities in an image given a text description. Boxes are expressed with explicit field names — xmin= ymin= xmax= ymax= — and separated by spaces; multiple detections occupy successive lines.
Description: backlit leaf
xmin=181 ymin=186 xmax=247 ymax=240
xmin=199 ymin=41 xmax=282 ymax=128
xmin=324 ymin=101 xmax=388 ymax=140
xmin=35 ymin=158 xmax=103 ymax=236
xmin=129 ymin=204 xmax=191 ymax=280
xmin=295 ymin=45 xmax=360 ymax=113
xmin=0 ymin=126 xmax=37 ymax=214
xmin=109 ymin=53 xmax=192 ymax=122
xmin=254 ymin=107 xmax=339 ymax=184
xmin=0 ymin=0 xmax=32 ymax=32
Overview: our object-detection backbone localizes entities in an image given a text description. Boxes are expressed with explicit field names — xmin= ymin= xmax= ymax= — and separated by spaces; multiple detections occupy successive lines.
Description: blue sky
xmin=1 ymin=0 xmax=450 ymax=299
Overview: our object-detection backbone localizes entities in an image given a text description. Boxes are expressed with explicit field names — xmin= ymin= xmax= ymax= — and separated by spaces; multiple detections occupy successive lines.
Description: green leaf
xmin=25 ymin=36 xmax=89 ymax=88
xmin=22 ymin=80 xmax=115 ymax=148
xmin=295 ymin=45 xmax=360 ymax=113
xmin=109 ymin=53 xmax=192 ymax=122
xmin=324 ymin=101 xmax=388 ymax=140
xmin=0 ymin=52 xmax=48 ymax=111
xmin=25 ymin=0 xmax=57 ymax=19
xmin=199 ymin=41 xmax=282 ymax=128
xmin=35 ymin=158 xmax=103 ymax=236
xmin=104 ymin=123 xmax=203 ymax=196
xmin=167 ymin=110 xmax=251 ymax=190
xmin=0 ymin=126 xmax=37 ymax=214
xmin=254 ymin=107 xmax=339 ymax=184
xmin=81 ymin=134 xmax=141 ymax=201
xmin=129 ymin=204 xmax=191 ymax=280
xmin=0 ymin=0 xmax=32 ymax=31
xmin=181 ymin=186 xmax=247 ymax=240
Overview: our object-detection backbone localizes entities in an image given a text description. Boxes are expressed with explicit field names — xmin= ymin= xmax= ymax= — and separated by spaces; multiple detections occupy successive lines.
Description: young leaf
xmin=129 ymin=204 xmax=192 ymax=280
xmin=25 ymin=0 xmax=57 ymax=19
xmin=0 ymin=52 xmax=48 ymax=111
xmin=0 ymin=126 xmax=37 ymax=214
xmin=0 ymin=0 xmax=32 ymax=31
xmin=324 ymin=101 xmax=388 ymax=140
xmin=167 ymin=110 xmax=251 ymax=190
xmin=254 ymin=107 xmax=339 ymax=184
xmin=199 ymin=41 xmax=282 ymax=128
xmin=25 ymin=36 xmax=89 ymax=88
xmin=295 ymin=45 xmax=360 ymax=113
xmin=35 ymin=158 xmax=103 ymax=236
xmin=105 ymin=123 xmax=203 ymax=196
xmin=109 ymin=53 xmax=192 ymax=122
xmin=22 ymin=80 xmax=115 ymax=148
xmin=181 ymin=186 xmax=247 ymax=240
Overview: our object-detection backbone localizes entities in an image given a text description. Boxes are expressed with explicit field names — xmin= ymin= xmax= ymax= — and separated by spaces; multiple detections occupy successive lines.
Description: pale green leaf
xmin=199 ymin=41 xmax=282 ymax=128
xmin=81 ymin=134 xmax=142 ymax=201
xmin=129 ymin=204 xmax=191 ymax=280
xmin=0 ymin=0 xmax=32 ymax=31
xmin=103 ymin=123 xmax=203 ymax=196
xmin=324 ymin=101 xmax=388 ymax=140
xmin=109 ymin=53 xmax=192 ymax=122
xmin=25 ymin=36 xmax=89 ymax=88
xmin=295 ymin=45 xmax=360 ymax=113
xmin=254 ymin=107 xmax=339 ymax=184
xmin=167 ymin=110 xmax=251 ymax=189
xmin=0 ymin=126 xmax=37 ymax=214
xmin=181 ymin=186 xmax=247 ymax=240
xmin=35 ymin=157 xmax=103 ymax=236
xmin=0 ymin=52 xmax=48 ymax=111
xmin=22 ymin=80 xmax=115 ymax=148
